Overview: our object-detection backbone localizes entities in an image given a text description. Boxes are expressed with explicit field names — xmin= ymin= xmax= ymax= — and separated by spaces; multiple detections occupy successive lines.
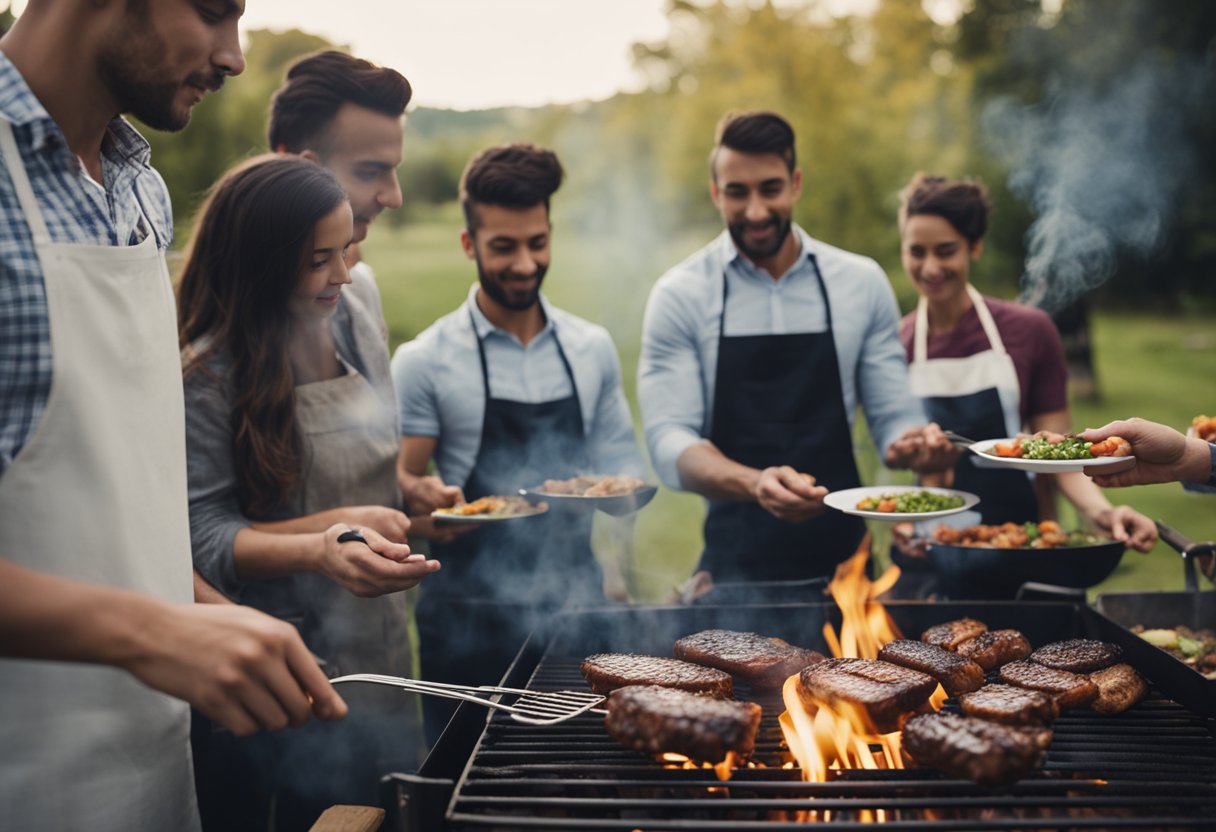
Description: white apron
xmin=0 ymin=120 xmax=199 ymax=830
xmin=909 ymin=284 xmax=1036 ymax=527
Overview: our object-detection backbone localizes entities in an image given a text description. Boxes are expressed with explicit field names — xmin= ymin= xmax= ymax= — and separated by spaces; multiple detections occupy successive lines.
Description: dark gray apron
xmin=698 ymin=254 xmax=866 ymax=583
xmin=416 ymin=308 xmax=598 ymax=743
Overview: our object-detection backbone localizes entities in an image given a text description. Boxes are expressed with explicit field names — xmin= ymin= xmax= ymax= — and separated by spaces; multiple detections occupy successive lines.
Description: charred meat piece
xmin=797 ymin=658 xmax=936 ymax=733
xmin=959 ymin=684 xmax=1060 ymax=726
xmin=581 ymin=653 xmax=733 ymax=697
xmin=922 ymin=618 xmax=988 ymax=652
xmin=956 ymin=629 xmax=1032 ymax=671
xmin=877 ymin=639 xmax=984 ymax=697
xmin=999 ymin=660 xmax=1099 ymax=709
xmin=1089 ymin=663 xmax=1149 ymax=715
xmin=1030 ymin=639 xmax=1123 ymax=673
xmin=901 ymin=711 xmax=1052 ymax=786
xmin=673 ymin=629 xmax=825 ymax=690
xmin=603 ymin=685 xmax=762 ymax=764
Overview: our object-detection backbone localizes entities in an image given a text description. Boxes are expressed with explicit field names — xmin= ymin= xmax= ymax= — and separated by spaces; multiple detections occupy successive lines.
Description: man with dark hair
xmin=638 ymin=110 xmax=953 ymax=590
xmin=391 ymin=143 xmax=644 ymax=741
xmin=269 ymin=49 xmax=410 ymax=251
xmin=0 ymin=3 xmax=347 ymax=830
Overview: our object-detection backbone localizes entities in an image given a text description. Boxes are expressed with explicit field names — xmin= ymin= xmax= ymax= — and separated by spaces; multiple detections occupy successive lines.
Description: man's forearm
xmin=676 ymin=442 xmax=760 ymax=501
xmin=0 ymin=558 xmax=171 ymax=666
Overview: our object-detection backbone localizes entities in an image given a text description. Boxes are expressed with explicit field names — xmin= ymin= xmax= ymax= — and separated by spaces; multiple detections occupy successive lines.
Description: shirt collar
xmin=0 ymin=53 xmax=151 ymax=166
xmin=464 ymin=282 xmax=557 ymax=343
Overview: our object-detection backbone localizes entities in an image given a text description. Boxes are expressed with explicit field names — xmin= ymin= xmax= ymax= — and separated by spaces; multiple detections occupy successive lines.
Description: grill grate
xmin=403 ymin=602 xmax=1216 ymax=831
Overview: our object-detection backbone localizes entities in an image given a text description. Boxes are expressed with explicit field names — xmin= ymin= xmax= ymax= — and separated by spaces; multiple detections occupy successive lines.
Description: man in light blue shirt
xmin=638 ymin=110 xmax=953 ymax=585
xmin=391 ymin=143 xmax=643 ymax=741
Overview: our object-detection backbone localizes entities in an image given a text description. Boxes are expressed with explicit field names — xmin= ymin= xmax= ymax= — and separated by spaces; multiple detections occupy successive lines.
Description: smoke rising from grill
xmin=982 ymin=57 xmax=1208 ymax=313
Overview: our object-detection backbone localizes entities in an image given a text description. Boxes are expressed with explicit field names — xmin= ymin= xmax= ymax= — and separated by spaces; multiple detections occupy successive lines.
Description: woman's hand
xmin=1090 ymin=505 xmax=1158 ymax=553
xmin=333 ymin=506 xmax=410 ymax=544
xmin=315 ymin=524 xmax=440 ymax=597
xmin=885 ymin=423 xmax=960 ymax=473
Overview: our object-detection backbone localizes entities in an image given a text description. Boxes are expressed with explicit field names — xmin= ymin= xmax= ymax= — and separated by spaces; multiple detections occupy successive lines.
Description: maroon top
xmin=899 ymin=295 xmax=1068 ymax=426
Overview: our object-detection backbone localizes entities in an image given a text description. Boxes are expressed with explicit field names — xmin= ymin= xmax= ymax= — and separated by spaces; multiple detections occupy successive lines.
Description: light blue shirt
xmin=638 ymin=226 xmax=925 ymax=490
xmin=391 ymin=284 xmax=644 ymax=489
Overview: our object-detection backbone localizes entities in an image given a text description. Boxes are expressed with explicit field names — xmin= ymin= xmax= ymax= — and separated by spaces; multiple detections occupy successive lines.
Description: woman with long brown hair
xmin=178 ymin=154 xmax=437 ymax=828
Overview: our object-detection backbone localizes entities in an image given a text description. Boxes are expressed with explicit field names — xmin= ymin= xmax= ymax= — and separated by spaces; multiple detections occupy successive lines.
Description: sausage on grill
xmin=797 ymin=658 xmax=936 ymax=733
xmin=1089 ymin=663 xmax=1148 ymax=715
xmin=958 ymin=683 xmax=1060 ymax=726
xmin=921 ymin=618 xmax=988 ymax=651
xmin=581 ymin=653 xmax=733 ymax=697
xmin=956 ymin=629 xmax=1032 ymax=671
xmin=877 ymin=639 xmax=985 ymax=697
xmin=999 ymin=660 xmax=1099 ymax=709
xmin=603 ymin=685 xmax=762 ymax=764
xmin=901 ymin=711 xmax=1052 ymax=786
xmin=1029 ymin=639 xmax=1123 ymax=674
xmin=674 ymin=629 xmax=825 ymax=690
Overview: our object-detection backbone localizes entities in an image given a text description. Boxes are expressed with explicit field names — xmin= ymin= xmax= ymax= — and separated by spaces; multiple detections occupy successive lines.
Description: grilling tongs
xmin=329 ymin=673 xmax=606 ymax=725
xmin=1156 ymin=520 xmax=1216 ymax=591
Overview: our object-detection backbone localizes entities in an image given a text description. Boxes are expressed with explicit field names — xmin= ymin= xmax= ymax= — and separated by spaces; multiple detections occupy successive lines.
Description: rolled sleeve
xmin=390 ymin=340 xmax=441 ymax=439
xmin=638 ymin=277 xmax=708 ymax=490
xmin=183 ymin=370 xmax=249 ymax=597
xmin=855 ymin=265 xmax=926 ymax=454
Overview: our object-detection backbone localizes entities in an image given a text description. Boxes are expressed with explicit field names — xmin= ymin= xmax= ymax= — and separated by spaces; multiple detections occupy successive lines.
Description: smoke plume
xmin=983 ymin=57 xmax=1209 ymax=312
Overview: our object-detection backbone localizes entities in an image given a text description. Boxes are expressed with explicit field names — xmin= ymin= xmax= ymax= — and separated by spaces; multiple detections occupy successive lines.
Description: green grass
xmin=365 ymin=214 xmax=1216 ymax=603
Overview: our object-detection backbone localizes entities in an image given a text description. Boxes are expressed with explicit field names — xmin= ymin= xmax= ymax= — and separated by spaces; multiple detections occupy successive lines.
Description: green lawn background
xmin=365 ymin=212 xmax=1216 ymax=603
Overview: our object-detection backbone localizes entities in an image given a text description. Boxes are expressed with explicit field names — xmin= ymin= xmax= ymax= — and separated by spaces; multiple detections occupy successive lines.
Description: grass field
xmin=365 ymin=213 xmax=1216 ymax=603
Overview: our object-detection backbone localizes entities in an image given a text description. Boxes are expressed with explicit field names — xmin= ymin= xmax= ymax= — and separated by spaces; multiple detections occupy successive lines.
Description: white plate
xmin=823 ymin=485 xmax=979 ymax=521
xmin=969 ymin=438 xmax=1137 ymax=474
xmin=431 ymin=504 xmax=548 ymax=525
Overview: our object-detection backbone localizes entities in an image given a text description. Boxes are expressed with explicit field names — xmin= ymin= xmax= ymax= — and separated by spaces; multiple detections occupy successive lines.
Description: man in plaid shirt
xmin=0 ymin=2 xmax=346 ymax=829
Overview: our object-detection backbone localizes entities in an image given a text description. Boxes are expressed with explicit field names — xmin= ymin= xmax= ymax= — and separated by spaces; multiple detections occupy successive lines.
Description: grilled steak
xmin=1030 ymin=639 xmax=1123 ymax=673
xmin=877 ymin=639 xmax=984 ymax=697
xmin=901 ymin=711 xmax=1052 ymax=786
xmin=673 ymin=629 xmax=825 ymax=690
xmin=956 ymin=629 xmax=1032 ymax=671
xmin=603 ymin=685 xmax=762 ymax=763
xmin=999 ymin=660 xmax=1099 ymax=709
xmin=1089 ymin=663 xmax=1148 ymax=715
xmin=958 ymin=683 xmax=1060 ymax=726
xmin=797 ymin=658 xmax=936 ymax=733
xmin=581 ymin=653 xmax=733 ymax=697
xmin=921 ymin=618 xmax=988 ymax=651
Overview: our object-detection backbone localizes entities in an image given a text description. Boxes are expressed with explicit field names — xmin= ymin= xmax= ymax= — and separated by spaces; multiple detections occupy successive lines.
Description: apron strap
xmin=467 ymin=300 xmax=583 ymax=412
xmin=0 ymin=120 xmax=52 ymax=246
xmin=914 ymin=284 xmax=1008 ymax=362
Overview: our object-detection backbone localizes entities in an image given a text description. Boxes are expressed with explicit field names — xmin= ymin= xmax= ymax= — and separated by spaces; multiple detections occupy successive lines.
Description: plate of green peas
xmin=824 ymin=485 xmax=979 ymax=520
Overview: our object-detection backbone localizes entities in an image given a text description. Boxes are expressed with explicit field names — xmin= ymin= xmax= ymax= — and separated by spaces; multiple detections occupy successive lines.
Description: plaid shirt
xmin=0 ymin=54 xmax=174 ymax=478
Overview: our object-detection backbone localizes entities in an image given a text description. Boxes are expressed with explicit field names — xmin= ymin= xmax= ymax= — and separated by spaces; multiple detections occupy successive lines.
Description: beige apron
xmin=292 ymin=360 xmax=413 ymax=687
xmin=0 ymin=120 xmax=198 ymax=830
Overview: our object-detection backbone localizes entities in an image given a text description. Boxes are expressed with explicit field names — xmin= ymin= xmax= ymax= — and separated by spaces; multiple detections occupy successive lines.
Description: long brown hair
xmin=178 ymin=154 xmax=348 ymax=516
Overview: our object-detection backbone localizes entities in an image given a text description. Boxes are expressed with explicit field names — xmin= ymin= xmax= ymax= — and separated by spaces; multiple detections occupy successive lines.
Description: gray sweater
xmin=183 ymin=264 xmax=395 ymax=599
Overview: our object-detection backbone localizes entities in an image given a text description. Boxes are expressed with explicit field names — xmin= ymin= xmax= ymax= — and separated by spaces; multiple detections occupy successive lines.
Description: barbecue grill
xmin=381 ymin=601 xmax=1216 ymax=831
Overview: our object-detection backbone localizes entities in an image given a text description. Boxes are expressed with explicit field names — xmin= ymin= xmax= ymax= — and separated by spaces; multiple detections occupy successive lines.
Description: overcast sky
xmin=238 ymin=0 xmax=675 ymax=110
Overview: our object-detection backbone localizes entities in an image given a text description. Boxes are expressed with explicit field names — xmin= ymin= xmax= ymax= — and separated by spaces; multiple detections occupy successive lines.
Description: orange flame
xmin=659 ymin=751 xmax=741 ymax=782
xmin=778 ymin=535 xmax=922 ymax=802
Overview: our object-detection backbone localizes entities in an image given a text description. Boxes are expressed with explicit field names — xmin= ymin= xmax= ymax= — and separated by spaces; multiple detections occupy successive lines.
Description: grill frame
xmin=383 ymin=601 xmax=1216 ymax=831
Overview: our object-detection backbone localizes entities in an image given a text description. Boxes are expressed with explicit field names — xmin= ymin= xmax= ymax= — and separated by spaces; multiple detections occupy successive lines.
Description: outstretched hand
xmin=316 ymin=523 xmax=440 ymax=597
xmin=1079 ymin=418 xmax=1211 ymax=487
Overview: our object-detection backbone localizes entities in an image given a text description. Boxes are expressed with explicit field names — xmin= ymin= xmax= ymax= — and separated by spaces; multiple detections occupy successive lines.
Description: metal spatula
xmin=330 ymin=673 xmax=606 ymax=725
